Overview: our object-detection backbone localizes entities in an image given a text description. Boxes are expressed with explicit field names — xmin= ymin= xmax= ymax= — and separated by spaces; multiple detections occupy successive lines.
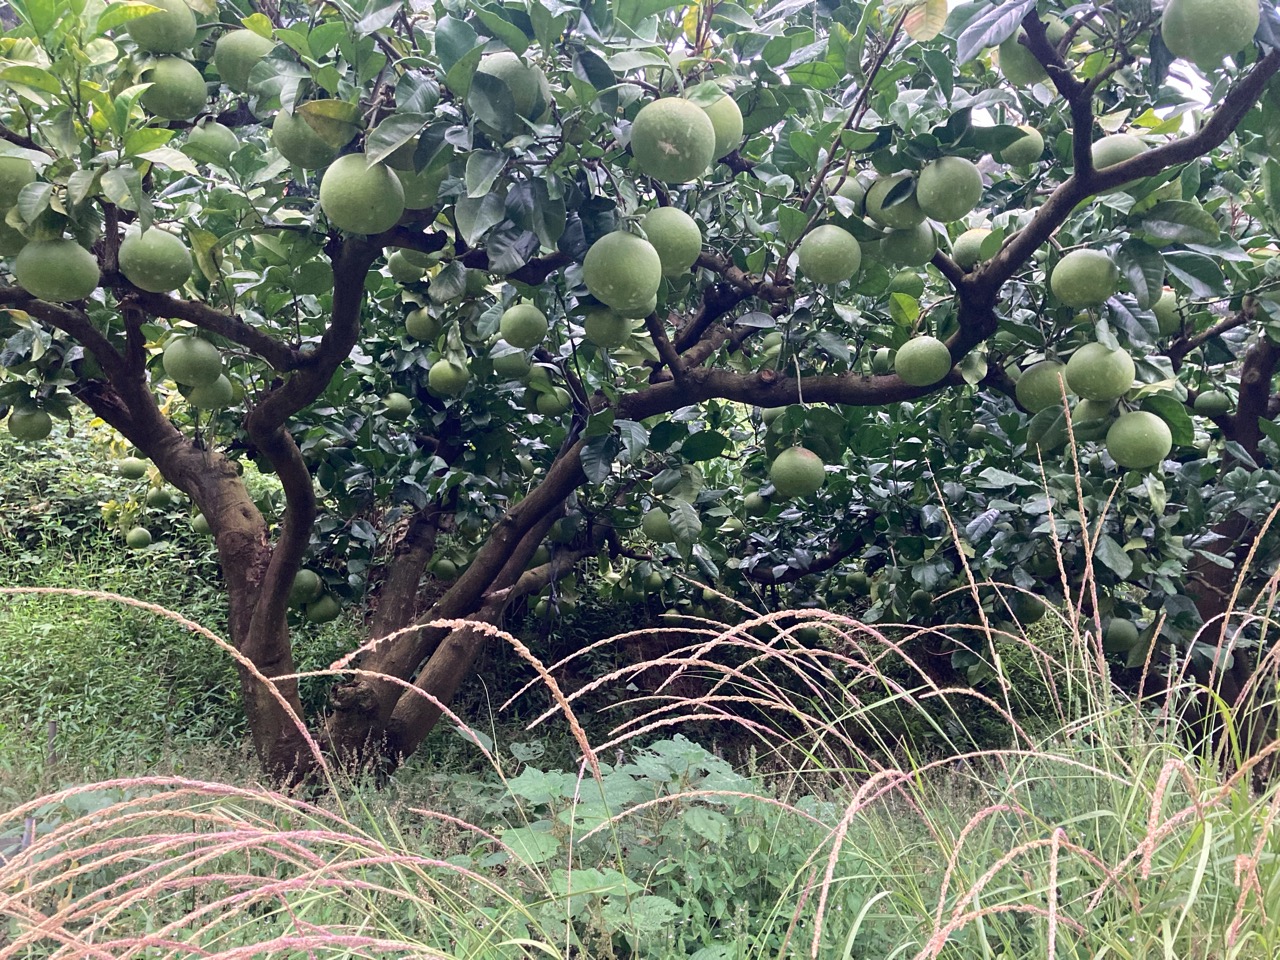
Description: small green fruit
xmin=386 ymin=251 xmax=425 ymax=283
xmin=126 ymin=0 xmax=196 ymax=53
xmin=428 ymin=359 xmax=470 ymax=396
xmin=1065 ymin=342 xmax=1135 ymax=402
xmin=272 ymin=109 xmax=341 ymax=168
xmin=1050 ymin=249 xmax=1119 ymax=308
xmin=630 ymin=98 xmax=717 ymax=183
xmin=186 ymin=374 xmax=235 ymax=409
xmin=952 ymin=228 xmax=993 ymax=270
xmin=163 ymin=336 xmax=222 ymax=387
xmin=125 ymin=526 xmax=153 ymax=549
xmin=688 ymin=82 xmax=744 ymax=159
xmin=997 ymin=125 xmax=1044 ymax=165
xmin=141 ymin=57 xmax=208 ymax=121
xmin=640 ymin=206 xmax=702 ymax=276
xmin=894 ymin=335 xmax=952 ymax=387
xmin=642 ymin=508 xmax=674 ymax=542
xmin=583 ymin=307 xmax=631 ymax=349
xmin=289 ymin=569 xmax=323 ymax=608
xmin=184 ymin=119 xmax=240 ymax=165
xmin=214 ymin=29 xmax=275 ymax=93
xmin=583 ymin=231 xmax=663 ymax=316
xmin=405 ymin=308 xmax=440 ymax=342
xmin=1152 ymin=287 xmax=1181 ymax=336
xmin=119 ymin=226 xmax=192 ymax=293
xmin=865 ymin=173 xmax=926 ymax=229
xmin=1194 ymin=390 xmax=1231 ymax=416
xmin=192 ymin=512 xmax=211 ymax=535
xmin=304 ymin=594 xmax=341 ymax=623
xmin=14 ymin=239 xmax=99 ymax=302
xmin=1015 ymin=360 xmax=1068 ymax=413
xmin=881 ymin=222 xmax=936 ymax=266
xmin=914 ymin=156 xmax=982 ymax=223
xmin=384 ymin=392 xmax=412 ymax=420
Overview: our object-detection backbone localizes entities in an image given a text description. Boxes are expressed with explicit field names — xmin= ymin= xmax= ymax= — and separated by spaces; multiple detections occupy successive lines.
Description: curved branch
xmin=743 ymin=529 xmax=868 ymax=585
xmin=124 ymin=288 xmax=300 ymax=372
xmin=0 ymin=288 xmax=126 ymax=379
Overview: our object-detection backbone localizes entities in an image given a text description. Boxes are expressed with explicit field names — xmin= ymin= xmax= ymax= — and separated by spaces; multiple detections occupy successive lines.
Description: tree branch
xmin=124 ymin=288 xmax=300 ymax=372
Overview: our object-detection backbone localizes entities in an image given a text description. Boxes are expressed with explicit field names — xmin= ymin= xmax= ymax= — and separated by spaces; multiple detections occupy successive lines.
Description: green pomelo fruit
xmin=894 ymin=335 xmax=952 ymax=386
xmin=465 ymin=269 xmax=489 ymax=296
xmin=827 ymin=174 xmax=869 ymax=228
xmin=1050 ymin=249 xmax=1119 ymax=308
xmin=797 ymin=224 xmax=861 ymax=284
xmin=476 ymin=52 xmax=551 ymax=121
xmin=1066 ymin=342 xmax=1135 ymax=401
xmin=0 ymin=216 xmax=27 ymax=257
xmin=998 ymin=31 xmax=1048 ymax=86
xmin=0 ymin=157 xmax=35 ymax=208
xmin=1091 ymin=133 xmax=1147 ymax=192
xmin=126 ymin=0 xmax=196 ymax=53
xmin=289 ymin=569 xmax=323 ymax=608
xmin=847 ymin=570 xmax=870 ymax=594
xmin=163 ymin=336 xmax=222 ymax=387
xmin=865 ymin=173 xmax=926 ymax=229
xmin=997 ymin=125 xmax=1044 ymax=165
xmin=535 ymin=386 xmax=572 ymax=415
xmin=1152 ymin=287 xmax=1180 ymax=335
xmin=630 ymin=98 xmax=717 ymax=183
xmin=304 ymin=594 xmax=341 ymax=623
xmin=184 ymin=119 xmax=239 ymax=165
xmin=404 ymin=308 xmax=439 ymax=341
xmin=384 ymin=392 xmax=412 ymax=421
xmin=770 ymin=446 xmax=826 ymax=498
xmin=396 ymin=165 xmax=447 ymax=210
xmin=386 ymin=252 xmax=425 ymax=283
xmin=641 ymin=206 xmax=702 ymax=276
xmin=642 ymin=508 xmax=674 ymax=542
xmin=7 ymin=406 xmax=51 ymax=440
xmin=583 ymin=307 xmax=631 ymax=349
xmin=881 ymin=222 xmax=936 ymax=266
xmin=888 ymin=268 xmax=925 ymax=297
xmin=915 ymin=156 xmax=983 ymax=223
xmin=871 ymin=347 xmax=893 ymax=375
xmin=952 ymin=228 xmax=992 ymax=270
xmin=1194 ymin=390 xmax=1232 ymax=416
xmin=428 ymin=359 xmax=470 ymax=396
xmin=118 ymin=227 xmax=192 ymax=293
xmin=743 ymin=491 xmax=769 ymax=516
xmin=399 ymin=248 xmax=441 ymax=269
xmin=1107 ymin=411 xmax=1173 ymax=469
xmin=272 ymin=109 xmax=340 ymax=168
xmin=141 ymin=57 xmax=207 ymax=120
xmin=319 ymin=154 xmax=405 ymax=235
xmin=1162 ymin=0 xmax=1259 ymax=70
xmin=186 ymin=374 xmax=235 ymax=409
xmin=1072 ymin=398 xmax=1115 ymax=423
xmin=432 ymin=557 xmax=459 ymax=580
xmin=1015 ymin=360 xmax=1068 ymax=413
xmin=191 ymin=512 xmax=211 ymax=535
xmin=500 ymin=303 xmax=549 ymax=349
xmin=118 ymin=456 xmax=149 ymax=480
xmin=214 ymin=29 xmax=274 ymax=93
xmin=491 ymin=346 xmax=531 ymax=379
xmin=125 ymin=526 xmax=153 ymax=549
xmin=14 ymin=239 xmax=99 ymax=302
xmin=145 ymin=486 xmax=172 ymax=508
xmin=688 ymin=82 xmax=743 ymax=159
xmin=583 ymin=231 xmax=662 ymax=315
xmin=1102 ymin=617 xmax=1140 ymax=653
xmin=1010 ymin=593 xmax=1047 ymax=623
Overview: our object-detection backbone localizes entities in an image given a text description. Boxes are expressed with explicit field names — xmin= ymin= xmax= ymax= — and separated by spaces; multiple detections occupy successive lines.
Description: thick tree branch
xmin=0 ymin=289 xmax=126 ymax=379
xmin=1168 ymin=308 xmax=1253 ymax=369
xmin=125 ymin=289 xmax=300 ymax=372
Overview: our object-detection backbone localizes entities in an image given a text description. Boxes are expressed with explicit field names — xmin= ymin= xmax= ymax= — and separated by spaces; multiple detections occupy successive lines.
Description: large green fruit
xmin=186 ymin=374 xmax=235 ymax=409
xmin=881 ymin=222 xmax=936 ymax=266
xmin=865 ymin=173 xmax=926 ymax=229
xmin=583 ymin=231 xmax=662 ymax=315
xmin=1107 ymin=411 xmax=1173 ymax=469
xmin=642 ymin=508 xmax=674 ymax=542
xmin=384 ymin=392 xmax=412 ymax=421
xmin=798 ymin=224 xmax=861 ymax=284
xmin=1065 ymin=343 xmax=1135 ymax=402
xmin=1091 ymin=133 xmax=1148 ymax=184
xmin=997 ymin=125 xmax=1044 ymax=165
xmin=164 ymin=336 xmax=222 ymax=387
xmin=1194 ymin=390 xmax=1232 ymax=416
xmin=0 ymin=157 xmax=35 ymax=208
xmin=14 ymin=239 xmax=99 ymax=302
xmin=535 ymin=386 xmax=572 ymax=415
xmin=952 ymin=228 xmax=992 ymax=270
xmin=1072 ymin=398 xmax=1115 ymax=423
xmin=1102 ymin=617 xmax=1140 ymax=653
xmin=126 ymin=0 xmax=196 ymax=53
xmin=1010 ymin=592 xmax=1047 ymax=624
xmin=743 ymin=491 xmax=769 ymax=516
xmin=118 ymin=456 xmax=149 ymax=480
xmin=184 ymin=119 xmax=240 ymax=165
xmin=500 ymin=303 xmax=549 ymax=349
xmin=386 ymin=251 xmax=425 ymax=283
xmin=289 ymin=569 xmax=323 ymax=608
xmin=272 ymin=109 xmax=341 ymax=168
xmin=491 ymin=346 xmax=531 ymax=379
xmin=404 ymin=308 xmax=440 ymax=341
xmin=770 ymin=446 xmax=825 ymax=498
xmin=915 ymin=157 xmax=982 ymax=222
xmin=118 ymin=227 xmax=192 ymax=293
xmin=1015 ymin=360 xmax=1068 ymax=413
xmin=1050 ymin=249 xmax=1119 ymax=307
xmin=191 ymin=512 xmax=211 ymax=535
xmin=428 ymin=359 xmax=470 ymax=396
xmin=583 ymin=307 xmax=631 ymax=349
xmin=888 ymin=268 xmax=925 ymax=297
xmin=1152 ymin=287 xmax=1181 ymax=335
xmin=125 ymin=526 xmax=153 ymax=549
xmin=305 ymin=594 xmax=341 ymax=624
xmin=894 ymin=335 xmax=952 ymax=386
xmin=641 ymin=206 xmax=702 ymax=276
xmin=145 ymin=486 xmax=173 ymax=508
xmin=141 ymin=57 xmax=207 ymax=120
xmin=1162 ymin=0 xmax=1259 ymax=69
xmin=476 ymin=52 xmax=551 ymax=122
xmin=214 ymin=29 xmax=274 ymax=93
xmin=319 ymin=154 xmax=405 ymax=235
xmin=688 ymin=82 xmax=743 ymax=159
xmin=7 ymin=406 xmax=51 ymax=441
xmin=630 ymin=98 xmax=717 ymax=183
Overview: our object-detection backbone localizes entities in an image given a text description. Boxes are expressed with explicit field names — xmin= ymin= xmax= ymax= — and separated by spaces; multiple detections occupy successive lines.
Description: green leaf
xmin=296 ymin=99 xmax=363 ymax=150
xmin=902 ymin=0 xmax=949 ymax=42
xmin=669 ymin=499 xmax=703 ymax=543
xmin=501 ymin=825 xmax=561 ymax=865
xmin=136 ymin=146 xmax=198 ymax=176
xmin=1164 ymin=252 xmax=1226 ymax=299
xmin=1141 ymin=395 xmax=1195 ymax=447
xmin=188 ymin=227 xmax=223 ymax=282
xmin=777 ymin=206 xmax=808 ymax=245
xmin=354 ymin=0 xmax=400 ymax=36
xmin=786 ymin=62 xmax=840 ymax=89
xmin=95 ymin=1 xmax=164 ymax=36
xmin=681 ymin=431 xmax=729 ymax=461
xmin=953 ymin=0 xmax=1036 ymax=64
xmin=581 ymin=432 xmax=621 ymax=483
xmin=616 ymin=419 xmax=648 ymax=462
xmin=1094 ymin=534 xmax=1134 ymax=579
xmin=614 ymin=0 xmax=683 ymax=28
xmin=365 ymin=112 xmax=428 ymax=167
xmin=1115 ymin=239 xmax=1165 ymax=309
xmin=471 ymin=3 xmax=531 ymax=55
xmin=436 ymin=16 xmax=480 ymax=74
xmin=455 ymin=191 xmax=506 ymax=245
xmin=888 ymin=292 xmax=920 ymax=326
xmin=465 ymin=150 xmax=507 ymax=198
xmin=466 ymin=69 xmax=517 ymax=137
xmin=1136 ymin=201 xmax=1220 ymax=246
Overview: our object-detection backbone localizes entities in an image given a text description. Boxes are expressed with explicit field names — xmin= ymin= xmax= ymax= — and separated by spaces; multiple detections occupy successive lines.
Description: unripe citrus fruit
xmin=272 ymin=109 xmax=340 ymax=168
xmin=536 ymin=386 xmax=572 ymax=415
xmin=894 ymin=335 xmax=952 ymax=386
xmin=1194 ymin=390 xmax=1231 ymax=416
xmin=888 ymin=268 xmax=925 ymax=297
xmin=0 ymin=157 xmax=35 ymax=208
xmin=141 ymin=57 xmax=207 ymax=120
xmin=828 ymin=173 xmax=869 ymax=228
xmin=1015 ymin=360 xmax=1068 ymax=413
xmin=1066 ymin=342 xmax=1135 ymax=401
xmin=399 ymin=248 xmax=441 ymax=269
xmin=428 ymin=358 xmax=469 ymax=396
xmin=1050 ymin=249 xmax=1119 ymax=307
xmin=319 ymin=154 xmax=405 ymax=235
xmin=289 ymin=569 xmax=323 ymax=607
xmin=583 ymin=307 xmax=631 ymax=349
xmin=630 ymin=98 xmax=717 ymax=182
xmin=997 ymin=125 xmax=1044 ymax=165
xmin=881 ymin=222 xmax=936 ymax=266
xmin=145 ymin=486 xmax=173 ymax=508
xmin=14 ymin=239 xmax=99 ymax=302
xmin=118 ymin=456 xmax=149 ymax=479
xmin=7 ymin=406 xmax=50 ymax=440
xmin=0 ymin=219 xmax=25 ymax=257
xmin=688 ymin=82 xmax=743 ymax=159
xmin=163 ymin=336 xmax=222 ymax=387
xmin=126 ymin=0 xmax=196 ymax=53
xmin=871 ymin=347 xmax=893 ymax=375
xmin=191 ymin=512 xmax=211 ymax=535
xmin=642 ymin=508 xmax=674 ymax=541
xmin=583 ymin=231 xmax=662 ymax=315
xmin=1162 ymin=0 xmax=1259 ymax=70
xmin=186 ymin=374 xmax=235 ymax=409
xmin=125 ymin=526 xmax=153 ymax=549
xmin=798 ymin=224 xmax=861 ymax=284
xmin=865 ymin=173 xmax=926 ymax=229
xmin=1107 ymin=411 xmax=1173 ymax=469
xmin=1102 ymin=617 xmax=1140 ymax=653
xmin=384 ymin=392 xmax=412 ymax=420
xmin=743 ymin=491 xmax=769 ymax=516
xmin=404 ymin=307 xmax=440 ymax=341
xmin=952 ymin=227 xmax=992 ymax=270
xmin=184 ymin=118 xmax=239 ymax=165
xmin=118 ymin=226 xmax=192 ymax=293
xmin=1011 ymin=592 xmax=1047 ymax=623
xmin=998 ymin=29 xmax=1051 ymax=86
xmin=386 ymin=251 xmax=424 ymax=283
xmin=641 ymin=206 xmax=702 ymax=276
xmin=500 ymin=303 xmax=549 ymax=349
xmin=1072 ymin=398 xmax=1115 ymax=423
xmin=847 ymin=570 xmax=870 ymax=594
xmin=491 ymin=346 xmax=531 ymax=379
xmin=214 ymin=29 xmax=274 ymax=93
xmin=476 ymin=52 xmax=551 ymax=121
xmin=1152 ymin=287 xmax=1180 ymax=335
xmin=305 ymin=594 xmax=341 ymax=623
xmin=770 ymin=446 xmax=826 ymax=498
xmin=915 ymin=156 xmax=983 ymax=222
xmin=432 ymin=557 xmax=459 ymax=580
xmin=1091 ymin=133 xmax=1147 ymax=191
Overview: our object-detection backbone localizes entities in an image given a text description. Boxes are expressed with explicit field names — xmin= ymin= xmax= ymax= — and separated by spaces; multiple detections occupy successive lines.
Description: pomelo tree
xmin=4 ymin=0 xmax=1280 ymax=779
